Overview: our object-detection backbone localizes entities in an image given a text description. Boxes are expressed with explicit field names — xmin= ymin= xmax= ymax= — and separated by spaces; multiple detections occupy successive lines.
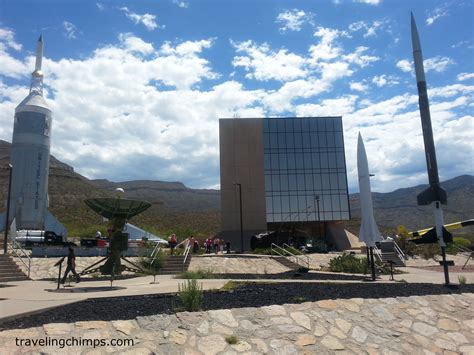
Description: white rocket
xmin=357 ymin=133 xmax=381 ymax=247
xmin=0 ymin=36 xmax=66 ymax=237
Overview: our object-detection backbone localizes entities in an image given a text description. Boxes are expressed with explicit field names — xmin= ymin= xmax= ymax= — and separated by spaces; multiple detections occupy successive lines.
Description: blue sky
xmin=0 ymin=0 xmax=472 ymax=193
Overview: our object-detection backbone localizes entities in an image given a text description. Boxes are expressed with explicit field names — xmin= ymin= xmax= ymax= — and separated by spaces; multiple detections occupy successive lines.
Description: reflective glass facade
xmin=263 ymin=117 xmax=350 ymax=223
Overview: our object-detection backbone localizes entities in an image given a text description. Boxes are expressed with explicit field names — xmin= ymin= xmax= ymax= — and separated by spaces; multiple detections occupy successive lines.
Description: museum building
xmin=219 ymin=117 xmax=353 ymax=251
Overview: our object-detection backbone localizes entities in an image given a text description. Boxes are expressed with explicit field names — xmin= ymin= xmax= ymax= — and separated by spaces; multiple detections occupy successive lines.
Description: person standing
xmin=213 ymin=238 xmax=220 ymax=254
xmin=61 ymin=247 xmax=80 ymax=284
xmin=169 ymin=234 xmax=177 ymax=255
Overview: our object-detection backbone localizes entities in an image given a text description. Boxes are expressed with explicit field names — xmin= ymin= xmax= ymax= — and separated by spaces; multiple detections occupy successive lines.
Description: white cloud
xmin=342 ymin=46 xmax=379 ymax=67
xmin=1 ymin=26 xmax=471 ymax=192
xmin=372 ymin=74 xmax=399 ymax=87
xmin=63 ymin=21 xmax=78 ymax=39
xmin=296 ymin=95 xmax=358 ymax=117
xmin=457 ymin=72 xmax=474 ymax=81
xmin=426 ymin=4 xmax=449 ymax=26
xmin=396 ymin=56 xmax=454 ymax=74
xmin=119 ymin=33 xmax=154 ymax=55
xmin=96 ymin=2 xmax=104 ymax=11
xmin=0 ymin=30 xmax=28 ymax=78
xmin=424 ymin=56 xmax=455 ymax=72
xmin=353 ymin=0 xmax=381 ymax=5
xmin=396 ymin=59 xmax=411 ymax=73
xmin=172 ymin=0 xmax=189 ymax=8
xmin=276 ymin=9 xmax=314 ymax=32
xmin=308 ymin=27 xmax=348 ymax=62
xmin=231 ymin=40 xmax=307 ymax=81
xmin=350 ymin=81 xmax=368 ymax=92
xmin=349 ymin=20 xmax=387 ymax=38
xmin=120 ymin=7 xmax=161 ymax=31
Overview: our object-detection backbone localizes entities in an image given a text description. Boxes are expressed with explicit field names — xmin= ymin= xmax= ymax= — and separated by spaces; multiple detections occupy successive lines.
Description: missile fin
xmin=417 ymin=185 xmax=447 ymax=205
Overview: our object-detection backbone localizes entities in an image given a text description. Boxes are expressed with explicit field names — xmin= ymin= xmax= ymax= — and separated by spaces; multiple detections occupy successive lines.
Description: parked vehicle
xmin=15 ymin=230 xmax=65 ymax=248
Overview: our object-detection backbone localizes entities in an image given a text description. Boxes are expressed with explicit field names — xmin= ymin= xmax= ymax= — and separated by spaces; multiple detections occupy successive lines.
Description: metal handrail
xmin=393 ymin=240 xmax=407 ymax=261
xmin=373 ymin=245 xmax=383 ymax=262
xmin=150 ymin=244 xmax=161 ymax=266
xmin=7 ymin=241 xmax=31 ymax=278
xmin=282 ymin=243 xmax=310 ymax=269
xmin=182 ymin=240 xmax=192 ymax=271
xmin=456 ymin=244 xmax=472 ymax=255
xmin=271 ymin=243 xmax=301 ymax=267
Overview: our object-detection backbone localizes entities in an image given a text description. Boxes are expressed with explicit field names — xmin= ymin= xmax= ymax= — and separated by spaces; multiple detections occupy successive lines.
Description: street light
xmin=314 ymin=195 xmax=321 ymax=239
xmin=233 ymin=182 xmax=244 ymax=253
xmin=3 ymin=164 xmax=13 ymax=254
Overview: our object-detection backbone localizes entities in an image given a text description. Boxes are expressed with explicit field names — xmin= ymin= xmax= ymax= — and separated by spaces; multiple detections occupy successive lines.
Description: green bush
xmin=176 ymin=279 xmax=203 ymax=312
xmin=458 ymin=275 xmax=467 ymax=285
xmin=329 ymin=253 xmax=369 ymax=274
xmin=177 ymin=269 xmax=215 ymax=279
xmin=140 ymin=250 xmax=167 ymax=272
xmin=453 ymin=237 xmax=471 ymax=249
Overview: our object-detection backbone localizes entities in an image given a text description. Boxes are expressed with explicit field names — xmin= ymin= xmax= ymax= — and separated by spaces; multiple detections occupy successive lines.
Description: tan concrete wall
xmin=219 ymin=118 xmax=267 ymax=249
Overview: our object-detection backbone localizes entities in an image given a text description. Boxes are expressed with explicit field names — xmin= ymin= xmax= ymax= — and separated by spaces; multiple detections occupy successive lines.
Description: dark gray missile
xmin=410 ymin=13 xmax=447 ymax=206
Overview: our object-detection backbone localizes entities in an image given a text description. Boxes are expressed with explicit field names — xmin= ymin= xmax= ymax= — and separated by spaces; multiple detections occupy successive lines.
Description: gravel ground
xmin=1 ymin=282 xmax=472 ymax=331
xmin=184 ymin=271 xmax=367 ymax=281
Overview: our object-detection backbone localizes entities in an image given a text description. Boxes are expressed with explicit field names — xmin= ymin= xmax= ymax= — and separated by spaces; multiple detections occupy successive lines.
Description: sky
xmin=0 ymin=0 xmax=472 ymax=193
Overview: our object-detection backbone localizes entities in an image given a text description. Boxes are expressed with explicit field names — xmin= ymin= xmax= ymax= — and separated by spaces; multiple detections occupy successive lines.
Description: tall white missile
xmin=357 ymin=133 xmax=381 ymax=247
xmin=1 ymin=36 xmax=66 ymax=237
xmin=357 ymin=133 xmax=381 ymax=281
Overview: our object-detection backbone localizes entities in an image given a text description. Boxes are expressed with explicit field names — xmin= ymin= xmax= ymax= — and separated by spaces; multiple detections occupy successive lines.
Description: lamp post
xmin=3 ymin=164 xmax=13 ymax=254
xmin=314 ymin=195 xmax=321 ymax=239
xmin=233 ymin=182 xmax=243 ymax=253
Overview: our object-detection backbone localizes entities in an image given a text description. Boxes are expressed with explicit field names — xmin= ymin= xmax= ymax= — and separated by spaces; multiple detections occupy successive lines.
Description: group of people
xmin=167 ymin=234 xmax=231 ymax=255
xmin=204 ymin=237 xmax=231 ymax=254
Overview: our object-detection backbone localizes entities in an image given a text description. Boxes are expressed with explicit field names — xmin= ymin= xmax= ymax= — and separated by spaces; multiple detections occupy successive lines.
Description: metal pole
xmin=3 ymin=164 xmax=13 ymax=254
xmin=369 ymin=247 xmax=376 ymax=281
xmin=238 ymin=184 xmax=243 ymax=253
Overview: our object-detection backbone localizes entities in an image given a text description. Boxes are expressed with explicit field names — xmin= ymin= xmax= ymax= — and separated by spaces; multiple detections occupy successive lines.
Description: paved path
xmin=1 ymin=293 xmax=473 ymax=354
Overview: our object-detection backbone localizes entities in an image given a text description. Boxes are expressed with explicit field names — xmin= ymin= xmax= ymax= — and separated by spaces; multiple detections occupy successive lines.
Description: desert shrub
xmin=329 ymin=253 xmax=369 ymax=274
xmin=453 ymin=237 xmax=471 ymax=249
xmin=221 ymin=281 xmax=240 ymax=291
xmin=416 ymin=244 xmax=440 ymax=260
xmin=140 ymin=250 xmax=167 ymax=272
xmin=176 ymin=279 xmax=203 ymax=312
xmin=225 ymin=336 xmax=239 ymax=345
xmin=458 ymin=275 xmax=467 ymax=285
xmin=177 ymin=269 xmax=215 ymax=279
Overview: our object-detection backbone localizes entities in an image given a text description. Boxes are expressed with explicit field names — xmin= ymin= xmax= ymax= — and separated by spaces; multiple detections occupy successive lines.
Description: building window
xmin=263 ymin=117 xmax=349 ymax=222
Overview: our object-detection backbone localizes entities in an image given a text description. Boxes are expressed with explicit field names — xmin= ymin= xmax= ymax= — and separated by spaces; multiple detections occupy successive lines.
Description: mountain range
xmin=0 ymin=140 xmax=472 ymax=237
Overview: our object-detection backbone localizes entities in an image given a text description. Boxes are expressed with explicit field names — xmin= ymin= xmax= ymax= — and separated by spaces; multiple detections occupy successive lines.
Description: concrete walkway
xmin=1 ymin=265 xmax=473 ymax=322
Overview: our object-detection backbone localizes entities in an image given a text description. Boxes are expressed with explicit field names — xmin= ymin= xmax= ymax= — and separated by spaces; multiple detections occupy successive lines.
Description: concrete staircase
xmin=378 ymin=251 xmax=406 ymax=267
xmin=159 ymin=255 xmax=192 ymax=275
xmin=273 ymin=256 xmax=300 ymax=270
xmin=0 ymin=254 xmax=29 ymax=282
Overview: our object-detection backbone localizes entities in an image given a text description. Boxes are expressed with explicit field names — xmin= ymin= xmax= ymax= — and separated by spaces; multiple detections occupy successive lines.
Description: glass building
xmin=263 ymin=117 xmax=350 ymax=224
xmin=219 ymin=116 xmax=351 ymax=251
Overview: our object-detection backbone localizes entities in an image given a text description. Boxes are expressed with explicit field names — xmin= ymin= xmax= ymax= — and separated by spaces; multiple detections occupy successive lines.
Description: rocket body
xmin=357 ymin=133 xmax=381 ymax=247
xmin=1 ymin=36 xmax=66 ymax=236
xmin=11 ymin=94 xmax=52 ymax=230
xmin=411 ymin=13 xmax=447 ymax=205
